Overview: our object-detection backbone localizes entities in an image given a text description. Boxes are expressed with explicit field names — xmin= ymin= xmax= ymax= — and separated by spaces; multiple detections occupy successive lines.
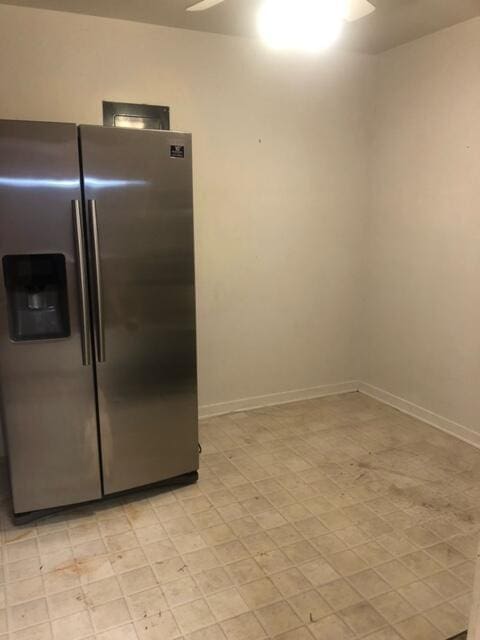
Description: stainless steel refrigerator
xmin=0 ymin=120 xmax=199 ymax=518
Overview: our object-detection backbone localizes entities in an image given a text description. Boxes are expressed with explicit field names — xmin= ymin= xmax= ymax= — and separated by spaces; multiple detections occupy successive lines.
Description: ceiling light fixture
xmin=257 ymin=0 xmax=347 ymax=52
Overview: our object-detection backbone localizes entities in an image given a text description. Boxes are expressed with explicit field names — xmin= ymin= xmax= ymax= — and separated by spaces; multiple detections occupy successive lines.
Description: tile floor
xmin=0 ymin=392 xmax=479 ymax=640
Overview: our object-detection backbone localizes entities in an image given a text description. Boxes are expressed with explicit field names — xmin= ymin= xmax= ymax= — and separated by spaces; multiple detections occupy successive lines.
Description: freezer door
xmin=0 ymin=120 xmax=102 ymax=514
xmin=80 ymin=126 xmax=198 ymax=495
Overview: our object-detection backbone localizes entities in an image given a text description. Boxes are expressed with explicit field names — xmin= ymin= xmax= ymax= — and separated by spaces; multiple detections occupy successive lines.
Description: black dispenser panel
xmin=2 ymin=254 xmax=70 ymax=341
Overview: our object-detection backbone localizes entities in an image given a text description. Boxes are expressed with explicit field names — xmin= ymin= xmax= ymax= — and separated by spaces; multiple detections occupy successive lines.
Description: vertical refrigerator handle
xmin=88 ymin=199 xmax=106 ymax=363
xmin=72 ymin=200 xmax=91 ymax=366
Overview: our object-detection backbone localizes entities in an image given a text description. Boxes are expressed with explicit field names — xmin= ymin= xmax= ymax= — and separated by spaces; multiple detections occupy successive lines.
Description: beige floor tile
xmin=288 ymin=589 xmax=331 ymax=623
xmin=270 ymin=568 xmax=312 ymax=598
xmin=273 ymin=626 xmax=315 ymax=639
xmin=220 ymin=612 xmax=266 ymax=640
xmin=135 ymin=524 xmax=168 ymax=545
xmin=214 ymin=541 xmax=248 ymax=565
xmin=254 ymin=510 xmax=288 ymax=531
xmin=119 ymin=566 xmax=157 ymax=596
xmin=202 ymin=525 xmax=236 ymax=546
xmin=398 ymin=581 xmax=443 ymax=610
xmin=69 ymin=522 xmax=101 ymax=547
xmin=43 ymin=565 xmax=80 ymax=596
xmin=10 ymin=621 xmax=53 ymax=640
xmin=97 ymin=623 xmax=138 ymax=640
xmin=349 ymin=569 xmax=391 ymax=599
xmin=241 ymin=497 xmax=272 ymax=515
xmin=310 ymin=533 xmax=346 ymax=555
xmin=153 ymin=556 xmax=190 ymax=584
xmin=318 ymin=510 xmax=352 ymax=531
xmin=309 ymin=613 xmax=355 ymax=639
xmin=135 ymin=610 xmax=181 ymax=640
xmin=400 ymin=551 xmax=443 ymax=578
xmin=83 ymin=576 xmax=122 ymax=607
xmin=47 ymin=587 xmax=86 ymax=619
xmin=91 ymin=597 xmax=131 ymax=632
xmin=163 ymin=576 xmax=202 ymax=607
xmin=105 ymin=532 xmax=139 ymax=554
xmin=10 ymin=597 xmax=50 ymax=631
xmin=51 ymin=610 xmax=94 ymax=640
xmin=403 ymin=527 xmax=441 ymax=548
xmin=142 ymin=542 xmax=176 ymax=565
xmin=242 ymin=532 xmax=276 ymax=555
xmin=255 ymin=549 xmax=292 ymax=575
xmin=377 ymin=534 xmax=417 ymax=557
xmin=153 ymin=503 xmax=185 ymax=522
xmin=217 ymin=503 xmax=249 ymax=522
xmin=207 ymin=588 xmax=249 ymax=621
xmin=173 ymin=598 xmax=215 ymax=634
xmin=187 ymin=623 xmax=227 ymax=639
xmin=426 ymin=542 xmax=467 ymax=568
xmin=226 ymin=558 xmax=264 ymax=585
xmin=318 ymin=579 xmax=362 ymax=610
xmin=191 ymin=508 xmax=224 ymax=531
xmin=229 ymin=517 xmax=262 ymax=538
xmin=335 ymin=525 xmax=370 ymax=548
xmin=0 ymin=395 xmax=478 ymax=640
xmin=424 ymin=602 xmax=467 ymax=637
xmin=282 ymin=541 xmax=318 ymax=565
xmin=455 ymin=561 xmax=476 ymax=586
xmin=299 ymin=558 xmax=340 ymax=586
xmin=338 ymin=601 xmax=386 ymax=636
xmin=7 ymin=539 xmax=40 ymax=564
xmin=173 ymin=533 xmax=207 ymax=555
xmin=395 ymin=614 xmax=444 ymax=640
xmin=127 ymin=586 xmax=168 ymax=620
xmin=184 ymin=548 xmax=219 ymax=574
xmin=99 ymin=516 xmax=132 ymax=538
xmin=239 ymin=577 xmax=282 ymax=609
xmin=255 ymin=600 xmax=302 ymax=636
xmin=38 ymin=532 xmax=70 ymax=556
xmin=354 ymin=541 xmax=394 ymax=566
xmin=196 ymin=567 xmax=233 ymax=595
xmin=163 ymin=516 xmax=196 ymax=537
xmin=375 ymin=560 xmax=417 ymax=588
xmin=293 ymin=517 xmax=328 ymax=538
xmin=267 ymin=525 xmax=302 ymax=548
xmin=7 ymin=577 xmax=45 ymax=606
xmin=370 ymin=591 xmax=416 ymax=623
xmin=451 ymin=591 xmax=473 ymax=617
xmin=424 ymin=570 xmax=469 ymax=598
xmin=363 ymin=628 xmax=404 ymax=639
xmin=327 ymin=550 xmax=368 ymax=576
xmin=182 ymin=496 xmax=212 ymax=514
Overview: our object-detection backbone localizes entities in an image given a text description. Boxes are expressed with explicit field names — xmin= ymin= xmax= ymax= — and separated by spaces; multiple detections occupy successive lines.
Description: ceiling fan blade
xmin=345 ymin=0 xmax=376 ymax=22
xmin=186 ymin=0 xmax=226 ymax=11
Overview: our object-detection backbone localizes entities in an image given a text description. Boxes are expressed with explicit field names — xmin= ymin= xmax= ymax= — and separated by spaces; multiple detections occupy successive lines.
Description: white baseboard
xmin=199 ymin=378 xmax=480 ymax=451
xmin=198 ymin=380 xmax=359 ymax=419
xmin=358 ymin=381 xmax=480 ymax=450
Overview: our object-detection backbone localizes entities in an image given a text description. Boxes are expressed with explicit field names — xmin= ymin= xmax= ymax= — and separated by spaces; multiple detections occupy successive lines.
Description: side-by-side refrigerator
xmin=0 ymin=120 xmax=199 ymax=517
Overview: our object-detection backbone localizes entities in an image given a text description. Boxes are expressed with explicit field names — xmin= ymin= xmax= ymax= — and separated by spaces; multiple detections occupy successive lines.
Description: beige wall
xmin=0 ymin=4 xmax=373 ymax=412
xmin=362 ymin=18 xmax=480 ymax=432
xmin=1 ymin=4 xmax=478 ymax=443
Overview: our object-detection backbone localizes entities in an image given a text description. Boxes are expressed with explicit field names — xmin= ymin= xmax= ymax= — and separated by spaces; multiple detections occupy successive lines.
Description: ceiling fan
xmin=187 ymin=0 xmax=376 ymax=22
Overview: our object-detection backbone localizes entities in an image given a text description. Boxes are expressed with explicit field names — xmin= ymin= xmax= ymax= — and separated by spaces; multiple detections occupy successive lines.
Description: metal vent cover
xmin=103 ymin=101 xmax=170 ymax=130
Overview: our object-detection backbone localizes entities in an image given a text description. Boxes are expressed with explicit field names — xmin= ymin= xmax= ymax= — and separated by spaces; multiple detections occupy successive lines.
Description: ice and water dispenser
xmin=2 ymin=254 xmax=70 ymax=341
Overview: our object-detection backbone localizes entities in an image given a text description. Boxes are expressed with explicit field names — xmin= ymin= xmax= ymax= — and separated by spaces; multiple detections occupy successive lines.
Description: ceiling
xmin=0 ymin=0 xmax=479 ymax=53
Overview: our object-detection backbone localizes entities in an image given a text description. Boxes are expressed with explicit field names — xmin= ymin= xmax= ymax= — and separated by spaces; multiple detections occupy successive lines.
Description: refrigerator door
xmin=0 ymin=120 xmax=102 ymax=514
xmin=80 ymin=126 xmax=198 ymax=495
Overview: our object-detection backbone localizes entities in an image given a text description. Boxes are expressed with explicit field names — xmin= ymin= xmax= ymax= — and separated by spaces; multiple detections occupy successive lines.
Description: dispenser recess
xmin=2 ymin=254 xmax=70 ymax=341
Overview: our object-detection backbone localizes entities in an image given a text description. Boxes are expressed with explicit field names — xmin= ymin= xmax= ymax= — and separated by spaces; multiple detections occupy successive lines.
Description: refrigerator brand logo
xmin=170 ymin=145 xmax=185 ymax=159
